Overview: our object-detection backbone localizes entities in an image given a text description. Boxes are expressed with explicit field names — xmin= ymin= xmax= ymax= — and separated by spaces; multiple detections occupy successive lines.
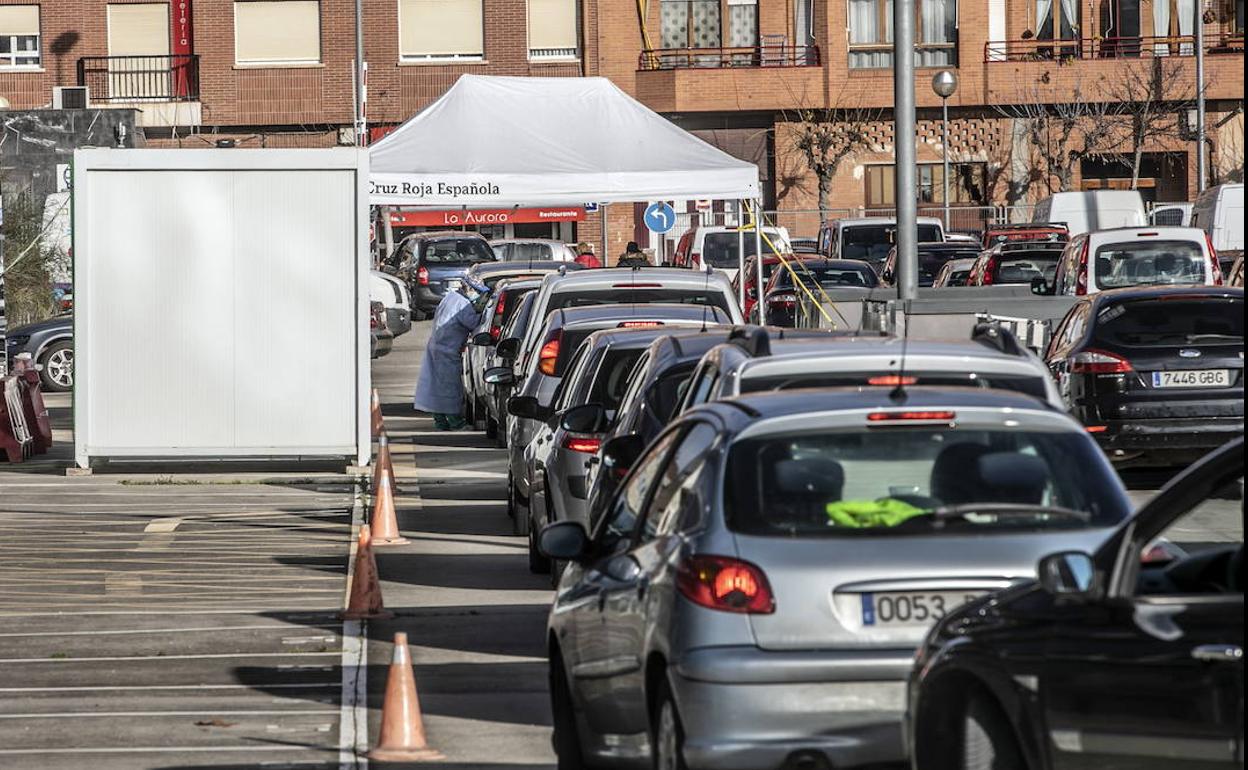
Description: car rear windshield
xmin=702 ymin=231 xmax=786 ymax=268
xmin=1094 ymin=240 xmax=1206 ymax=288
xmin=1094 ymin=297 xmax=1243 ymax=347
xmin=841 ymin=224 xmax=942 ymax=261
xmin=422 ymin=238 xmax=495 ymax=264
xmin=493 ymin=285 xmax=539 ymax=328
xmin=943 ymin=268 xmax=971 ymax=287
xmin=917 ymin=250 xmax=975 ymax=286
xmin=504 ymin=243 xmax=557 ymax=262
xmin=740 ymin=372 xmax=1049 ymax=400
xmin=725 ymin=428 xmax=1129 ymax=536
xmin=586 ymin=350 xmax=647 ymax=414
xmin=994 ymin=249 xmax=1063 ymax=284
xmin=775 ymin=265 xmax=879 ymax=289
xmin=549 ymin=289 xmax=733 ymax=318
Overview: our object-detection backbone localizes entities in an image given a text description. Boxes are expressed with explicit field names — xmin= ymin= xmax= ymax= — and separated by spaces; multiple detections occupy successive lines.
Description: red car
xmin=733 ymin=253 xmax=817 ymax=319
xmin=981 ymin=222 xmax=1069 ymax=248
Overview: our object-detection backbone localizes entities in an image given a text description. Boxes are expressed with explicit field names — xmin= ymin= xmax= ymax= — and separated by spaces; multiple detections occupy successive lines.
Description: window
xmin=400 ymin=0 xmax=484 ymax=61
xmin=660 ymin=0 xmax=721 ymax=49
xmin=599 ymin=429 xmax=682 ymax=542
xmin=0 ymin=5 xmax=40 ymax=68
xmin=848 ymin=0 xmax=956 ymax=68
xmin=528 ymin=0 xmax=578 ymax=59
xmin=865 ymin=163 xmax=987 ymax=207
xmin=234 ymin=1 xmax=321 ymax=64
xmin=726 ymin=0 xmax=758 ymax=47
xmin=107 ymin=4 xmax=170 ymax=98
xmin=639 ymin=423 xmax=718 ymax=542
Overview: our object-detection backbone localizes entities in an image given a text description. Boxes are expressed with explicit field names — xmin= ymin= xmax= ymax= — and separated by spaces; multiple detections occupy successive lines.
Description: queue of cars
xmin=447 ymin=244 xmax=1243 ymax=769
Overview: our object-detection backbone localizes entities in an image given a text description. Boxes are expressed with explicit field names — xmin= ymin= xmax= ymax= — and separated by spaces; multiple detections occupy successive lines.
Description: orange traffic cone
xmin=340 ymin=524 xmax=392 ymax=620
xmin=371 ymin=430 xmax=393 ymax=493
xmin=371 ymin=388 xmax=383 ymax=439
xmin=371 ymin=448 xmax=408 ymax=546
xmin=369 ymin=632 xmax=444 ymax=762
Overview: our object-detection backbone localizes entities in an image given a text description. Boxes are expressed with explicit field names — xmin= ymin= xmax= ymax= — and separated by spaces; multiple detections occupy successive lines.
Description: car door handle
xmin=1191 ymin=644 xmax=1243 ymax=662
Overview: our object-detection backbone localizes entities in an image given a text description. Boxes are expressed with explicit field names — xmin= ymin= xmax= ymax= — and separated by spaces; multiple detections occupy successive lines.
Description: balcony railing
xmin=638 ymin=45 xmax=821 ymax=70
xmin=77 ymin=54 xmax=201 ymax=102
xmin=985 ymin=34 xmax=1244 ymax=62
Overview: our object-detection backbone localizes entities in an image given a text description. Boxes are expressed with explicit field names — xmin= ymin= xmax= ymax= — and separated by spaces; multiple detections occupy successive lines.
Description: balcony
xmin=76 ymin=55 xmax=202 ymax=127
xmin=638 ymin=44 xmax=820 ymax=70
xmin=984 ymin=34 xmax=1244 ymax=61
xmin=635 ymin=44 xmax=824 ymax=113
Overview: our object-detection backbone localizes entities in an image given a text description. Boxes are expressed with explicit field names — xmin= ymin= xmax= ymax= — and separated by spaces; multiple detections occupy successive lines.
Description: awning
xmin=389 ymin=206 xmax=585 ymax=227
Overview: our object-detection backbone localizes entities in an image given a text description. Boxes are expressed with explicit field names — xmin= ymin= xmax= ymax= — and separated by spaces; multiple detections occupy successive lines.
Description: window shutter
xmin=528 ymin=0 xmax=578 ymax=53
xmin=0 ymin=5 xmax=40 ymax=35
xmin=108 ymin=4 xmax=171 ymax=56
xmin=235 ymin=1 xmax=321 ymax=63
xmin=400 ymin=0 xmax=484 ymax=57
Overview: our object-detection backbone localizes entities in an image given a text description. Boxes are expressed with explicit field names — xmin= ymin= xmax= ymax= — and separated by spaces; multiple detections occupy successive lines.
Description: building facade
xmin=1 ymin=0 xmax=1243 ymax=245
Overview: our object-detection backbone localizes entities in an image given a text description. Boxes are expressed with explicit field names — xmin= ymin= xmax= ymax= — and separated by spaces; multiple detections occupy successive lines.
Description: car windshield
xmin=741 ymin=371 xmax=1049 ymax=400
xmin=423 ymin=238 xmax=495 ymax=264
xmin=943 ymin=268 xmax=971 ymax=287
xmin=994 ymin=249 xmax=1063 ymax=284
xmin=725 ymin=427 xmax=1129 ymax=536
xmin=775 ymin=265 xmax=879 ymax=289
xmin=503 ymin=243 xmax=555 ymax=262
xmin=549 ymin=289 xmax=733 ymax=317
xmin=841 ymin=224 xmax=942 ymax=262
xmin=1095 ymin=241 xmax=1206 ymax=288
xmin=702 ymin=231 xmax=788 ymax=268
xmin=1095 ymin=297 xmax=1243 ymax=347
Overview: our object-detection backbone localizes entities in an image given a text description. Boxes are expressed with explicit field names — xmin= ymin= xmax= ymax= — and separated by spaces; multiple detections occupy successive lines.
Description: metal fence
xmin=77 ymin=54 xmax=201 ymax=102
xmin=638 ymin=45 xmax=821 ymax=70
xmin=985 ymin=34 xmax=1244 ymax=62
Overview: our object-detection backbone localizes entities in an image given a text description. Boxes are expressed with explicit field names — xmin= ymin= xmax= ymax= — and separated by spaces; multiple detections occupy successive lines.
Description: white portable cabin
xmin=72 ymin=148 xmax=370 ymax=469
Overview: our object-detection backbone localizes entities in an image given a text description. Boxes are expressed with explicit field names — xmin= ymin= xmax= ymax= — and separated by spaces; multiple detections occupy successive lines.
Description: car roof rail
xmin=726 ymin=325 xmax=771 ymax=357
xmin=971 ymin=322 xmax=1026 ymax=357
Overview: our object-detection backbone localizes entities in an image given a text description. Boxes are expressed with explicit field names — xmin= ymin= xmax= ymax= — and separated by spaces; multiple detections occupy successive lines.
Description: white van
xmin=1049 ymin=226 xmax=1222 ymax=296
xmin=1189 ymin=183 xmax=1244 ymax=260
xmin=672 ymin=224 xmax=792 ymax=280
xmin=1031 ymin=191 xmax=1147 ymax=236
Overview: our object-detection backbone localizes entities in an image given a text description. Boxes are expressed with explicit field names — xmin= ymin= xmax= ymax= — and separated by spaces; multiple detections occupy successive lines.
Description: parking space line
xmin=0 ymin=746 xmax=324 ymax=755
xmin=0 ymin=710 xmax=342 ymax=719
xmin=0 ymin=651 xmax=341 ymax=663
xmin=0 ymin=624 xmax=339 ymax=638
xmin=0 ymin=683 xmax=336 ymax=693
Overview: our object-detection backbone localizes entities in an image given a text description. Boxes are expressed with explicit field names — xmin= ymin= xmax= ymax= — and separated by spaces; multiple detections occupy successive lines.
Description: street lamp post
xmin=932 ymin=71 xmax=958 ymax=232
xmin=894 ymin=0 xmax=918 ymax=301
xmin=1195 ymin=2 xmax=1207 ymax=192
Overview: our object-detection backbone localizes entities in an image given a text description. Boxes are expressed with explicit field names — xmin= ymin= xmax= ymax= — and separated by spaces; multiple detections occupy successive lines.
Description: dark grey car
xmin=540 ymin=387 xmax=1132 ymax=769
xmin=385 ymin=231 xmax=496 ymax=319
xmin=4 ymin=314 xmax=74 ymax=392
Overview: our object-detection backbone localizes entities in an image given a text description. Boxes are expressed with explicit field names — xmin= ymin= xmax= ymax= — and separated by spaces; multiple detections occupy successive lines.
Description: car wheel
xmin=962 ymin=693 xmax=1024 ymax=770
xmin=38 ymin=341 xmax=74 ymax=392
xmin=550 ymin=649 xmax=590 ymax=770
xmin=651 ymin=681 xmax=688 ymax=770
xmin=528 ymin=519 xmax=551 ymax=574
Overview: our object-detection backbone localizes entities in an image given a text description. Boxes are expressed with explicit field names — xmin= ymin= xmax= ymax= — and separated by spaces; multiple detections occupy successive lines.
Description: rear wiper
xmin=1185 ymin=333 xmax=1243 ymax=343
xmin=930 ymin=503 xmax=1091 ymax=522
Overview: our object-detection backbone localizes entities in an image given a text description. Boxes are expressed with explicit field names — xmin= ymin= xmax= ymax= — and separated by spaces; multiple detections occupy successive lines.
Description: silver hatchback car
xmin=539 ymin=387 xmax=1132 ymax=769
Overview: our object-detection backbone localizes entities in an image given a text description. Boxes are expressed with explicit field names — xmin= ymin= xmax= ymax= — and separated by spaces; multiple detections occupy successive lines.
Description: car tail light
xmin=1070 ymin=349 xmax=1133 ymax=374
xmin=495 ymin=290 xmax=508 ymax=317
xmin=867 ymin=375 xmax=918 ymax=386
xmin=538 ymin=331 xmax=562 ymax=376
xmin=1136 ymin=231 xmax=1159 ymax=237
xmin=867 ymin=410 xmax=957 ymax=423
xmin=1075 ymin=240 xmax=1090 ymax=295
xmin=691 ymin=252 xmax=701 ymax=268
xmin=1205 ymin=233 xmax=1223 ymax=285
xmin=562 ymin=436 xmax=602 ymax=454
xmin=1085 ymin=425 xmax=1108 ymax=433
xmin=417 ymin=266 xmax=430 ymax=286
xmin=618 ymin=321 xmax=663 ymax=328
xmin=677 ymin=555 xmax=775 ymax=614
xmin=613 ymin=283 xmax=663 ymax=288
xmin=980 ymin=255 xmax=998 ymax=286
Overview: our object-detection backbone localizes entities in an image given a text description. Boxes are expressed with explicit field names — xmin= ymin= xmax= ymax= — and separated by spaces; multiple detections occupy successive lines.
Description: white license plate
xmin=1151 ymin=369 xmax=1230 ymax=388
xmin=861 ymin=591 xmax=986 ymax=627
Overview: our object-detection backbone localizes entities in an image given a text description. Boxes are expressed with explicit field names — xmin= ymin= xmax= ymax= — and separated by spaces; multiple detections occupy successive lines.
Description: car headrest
xmin=931 ymin=443 xmax=992 ymax=505
xmin=772 ymin=458 xmax=844 ymax=499
xmin=977 ymin=452 xmax=1049 ymax=504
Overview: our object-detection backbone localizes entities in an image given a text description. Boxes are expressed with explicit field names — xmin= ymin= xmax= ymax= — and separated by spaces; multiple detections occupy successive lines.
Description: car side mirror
xmin=484 ymin=366 xmax=514 ymax=387
xmin=1038 ymin=551 xmax=1098 ymax=600
xmin=560 ymin=403 xmax=607 ymax=434
xmin=495 ymin=338 xmax=520 ymax=360
xmin=472 ymin=332 xmax=495 ymax=347
xmin=538 ymin=521 xmax=591 ymax=562
xmin=508 ymin=395 xmax=550 ymax=421
xmin=1030 ymin=275 xmax=1053 ymax=296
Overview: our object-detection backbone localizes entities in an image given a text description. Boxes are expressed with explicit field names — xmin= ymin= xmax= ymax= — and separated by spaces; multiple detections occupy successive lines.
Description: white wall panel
xmin=74 ymin=149 xmax=367 ymax=466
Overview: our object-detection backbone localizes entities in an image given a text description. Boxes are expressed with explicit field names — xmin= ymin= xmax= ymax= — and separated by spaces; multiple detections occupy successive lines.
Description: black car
xmin=4 ymin=314 xmax=74 ymax=392
xmin=384 ymin=231 xmax=496 ymax=319
xmin=755 ymin=258 xmax=881 ymax=327
xmin=881 ymin=242 xmax=982 ymax=287
xmin=1045 ymin=286 xmax=1243 ymax=468
xmin=908 ymin=437 xmax=1244 ymax=770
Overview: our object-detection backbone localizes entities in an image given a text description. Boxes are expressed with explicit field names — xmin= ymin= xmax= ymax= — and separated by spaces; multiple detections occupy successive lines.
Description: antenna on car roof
xmin=890 ymin=301 xmax=911 ymax=403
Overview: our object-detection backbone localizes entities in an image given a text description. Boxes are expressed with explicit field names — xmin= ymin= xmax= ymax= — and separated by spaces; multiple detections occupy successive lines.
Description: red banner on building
xmin=390 ymin=208 xmax=585 ymax=227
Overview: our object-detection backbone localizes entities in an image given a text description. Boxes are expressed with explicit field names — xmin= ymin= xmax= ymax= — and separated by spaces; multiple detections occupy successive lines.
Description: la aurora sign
xmin=390 ymin=208 xmax=585 ymax=226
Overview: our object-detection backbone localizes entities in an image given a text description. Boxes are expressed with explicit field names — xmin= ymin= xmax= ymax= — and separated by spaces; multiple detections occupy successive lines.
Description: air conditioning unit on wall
xmin=53 ymin=87 xmax=89 ymax=110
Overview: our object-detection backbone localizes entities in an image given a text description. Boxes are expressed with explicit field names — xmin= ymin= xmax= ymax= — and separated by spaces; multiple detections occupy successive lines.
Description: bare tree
xmin=996 ymin=75 xmax=1123 ymax=193
xmin=783 ymin=88 xmax=885 ymax=223
xmin=1108 ymin=58 xmax=1195 ymax=188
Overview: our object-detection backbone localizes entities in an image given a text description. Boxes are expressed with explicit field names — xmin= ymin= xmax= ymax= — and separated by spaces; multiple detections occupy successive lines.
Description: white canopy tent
xmin=368 ymin=75 xmax=760 ymax=207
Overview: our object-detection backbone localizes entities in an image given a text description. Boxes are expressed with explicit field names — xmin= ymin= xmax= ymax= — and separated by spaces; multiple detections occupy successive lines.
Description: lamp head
xmin=931 ymin=70 xmax=958 ymax=99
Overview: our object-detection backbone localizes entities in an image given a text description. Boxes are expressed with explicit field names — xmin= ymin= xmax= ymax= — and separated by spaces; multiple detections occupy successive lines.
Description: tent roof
xmin=368 ymin=75 xmax=760 ymax=206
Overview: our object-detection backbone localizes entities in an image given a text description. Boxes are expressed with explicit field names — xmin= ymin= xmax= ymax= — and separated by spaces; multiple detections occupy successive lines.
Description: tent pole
xmin=381 ymin=206 xmax=395 ymax=262
xmin=737 ymin=201 xmax=746 ymax=310
xmin=601 ymin=203 xmax=610 ymax=266
xmin=754 ymin=200 xmax=766 ymax=326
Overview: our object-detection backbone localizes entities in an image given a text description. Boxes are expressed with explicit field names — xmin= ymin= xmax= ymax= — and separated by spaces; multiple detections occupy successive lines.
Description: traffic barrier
xmin=371 ymin=388 xmax=383 ymax=439
xmin=340 ymin=524 xmax=393 ymax=620
xmin=371 ymin=437 xmax=409 ymax=545
xmin=369 ymin=632 xmax=444 ymax=762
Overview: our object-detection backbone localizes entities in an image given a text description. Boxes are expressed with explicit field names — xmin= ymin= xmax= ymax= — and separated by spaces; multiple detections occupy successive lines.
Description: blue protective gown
xmin=412 ymin=291 xmax=482 ymax=415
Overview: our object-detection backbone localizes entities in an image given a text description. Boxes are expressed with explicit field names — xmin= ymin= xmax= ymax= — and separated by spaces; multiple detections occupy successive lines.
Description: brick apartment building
xmin=1 ymin=0 xmax=1243 ymax=246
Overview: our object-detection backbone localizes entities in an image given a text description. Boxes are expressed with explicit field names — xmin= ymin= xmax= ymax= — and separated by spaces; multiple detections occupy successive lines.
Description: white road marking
xmin=284 ymin=635 xmax=338 ymax=645
xmin=0 ymin=651 xmax=340 ymax=663
xmin=103 ymin=573 xmax=143 ymax=596
xmin=143 ymin=517 xmax=184 ymax=533
xmin=0 ymin=710 xmax=341 ymax=719
xmin=0 ymin=684 xmax=335 ymax=693
xmin=0 ymin=624 xmax=338 ymax=638
xmin=0 ymin=746 xmax=323 ymax=755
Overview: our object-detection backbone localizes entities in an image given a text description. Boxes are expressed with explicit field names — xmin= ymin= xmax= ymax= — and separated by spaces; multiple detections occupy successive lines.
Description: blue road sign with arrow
xmin=643 ymin=202 xmax=676 ymax=234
